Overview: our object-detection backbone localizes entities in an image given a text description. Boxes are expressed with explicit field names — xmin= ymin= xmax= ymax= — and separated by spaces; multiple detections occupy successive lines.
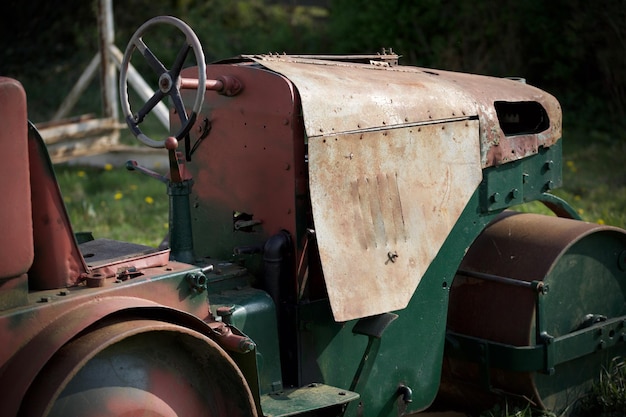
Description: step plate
xmin=261 ymin=383 xmax=359 ymax=417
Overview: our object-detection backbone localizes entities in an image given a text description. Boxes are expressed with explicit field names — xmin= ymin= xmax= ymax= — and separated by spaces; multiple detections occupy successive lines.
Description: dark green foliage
xmin=1 ymin=0 xmax=623 ymax=129
xmin=327 ymin=0 xmax=626 ymax=129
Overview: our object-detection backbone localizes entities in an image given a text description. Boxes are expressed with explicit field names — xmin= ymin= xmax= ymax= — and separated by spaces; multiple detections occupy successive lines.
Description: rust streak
xmin=351 ymin=179 xmax=369 ymax=250
xmin=390 ymin=172 xmax=407 ymax=242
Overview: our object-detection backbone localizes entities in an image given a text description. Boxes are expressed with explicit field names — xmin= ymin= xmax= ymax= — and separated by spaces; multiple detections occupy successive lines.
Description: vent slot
xmin=494 ymin=101 xmax=549 ymax=136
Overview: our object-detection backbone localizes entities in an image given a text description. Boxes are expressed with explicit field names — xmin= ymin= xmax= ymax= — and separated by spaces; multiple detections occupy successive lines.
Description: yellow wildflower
xmin=145 ymin=196 xmax=154 ymax=204
xmin=104 ymin=163 xmax=113 ymax=171
xmin=114 ymin=192 xmax=123 ymax=200
xmin=566 ymin=160 xmax=577 ymax=173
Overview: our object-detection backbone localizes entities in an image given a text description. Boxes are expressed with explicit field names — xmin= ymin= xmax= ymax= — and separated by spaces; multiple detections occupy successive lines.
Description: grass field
xmin=56 ymin=159 xmax=169 ymax=247
xmin=552 ymin=126 xmax=626 ymax=228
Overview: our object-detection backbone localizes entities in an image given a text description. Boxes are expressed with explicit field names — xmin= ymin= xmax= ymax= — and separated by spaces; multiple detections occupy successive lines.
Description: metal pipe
xmin=457 ymin=269 xmax=537 ymax=289
xmin=263 ymin=231 xmax=292 ymax=310
xmin=180 ymin=78 xmax=224 ymax=91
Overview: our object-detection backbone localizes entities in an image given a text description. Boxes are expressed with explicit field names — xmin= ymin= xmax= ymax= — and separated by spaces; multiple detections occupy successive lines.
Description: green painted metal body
xmin=206 ymin=262 xmax=284 ymax=396
xmin=290 ymin=146 xmax=563 ymax=415
xmin=168 ymin=179 xmax=196 ymax=264
xmin=170 ymin=48 xmax=613 ymax=414
xmin=184 ymin=129 xmax=566 ymax=415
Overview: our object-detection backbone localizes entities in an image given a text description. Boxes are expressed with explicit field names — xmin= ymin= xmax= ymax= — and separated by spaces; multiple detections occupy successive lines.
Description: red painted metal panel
xmin=182 ymin=64 xmax=306 ymax=263
xmin=0 ymin=78 xmax=33 ymax=280
xmin=27 ymin=125 xmax=88 ymax=289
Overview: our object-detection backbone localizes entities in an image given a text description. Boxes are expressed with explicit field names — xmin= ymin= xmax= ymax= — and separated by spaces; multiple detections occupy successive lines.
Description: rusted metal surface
xmin=431 ymin=70 xmax=562 ymax=167
xmin=249 ymin=55 xmax=477 ymax=139
xmin=20 ymin=320 xmax=257 ymax=417
xmin=447 ymin=212 xmax=616 ymax=343
xmin=308 ymin=120 xmax=482 ymax=321
xmin=0 ymin=268 xmax=216 ymax=417
xmin=182 ymin=63 xmax=307 ymax=265
xmin=249 ymin=55 xmax=561 ymax=168
xmin=440 ymin=212 xmax=626 ymax=411
xmin=80 ymin=238 xmax=170 ymax=279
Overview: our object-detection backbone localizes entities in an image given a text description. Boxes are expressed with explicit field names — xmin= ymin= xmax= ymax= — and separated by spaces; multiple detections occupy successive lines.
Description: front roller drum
xmin=19 ymin=319 xmax=257 ymax=417
xmin=437 ymin=212 xmax=626 ymax=414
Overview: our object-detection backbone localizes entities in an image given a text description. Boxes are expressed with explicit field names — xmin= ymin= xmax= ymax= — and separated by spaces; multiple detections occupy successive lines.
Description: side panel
xmin=309 ymin=120 xmax=482 ymax=321
xmin=184 ymin=64 xmax=306 ymax=266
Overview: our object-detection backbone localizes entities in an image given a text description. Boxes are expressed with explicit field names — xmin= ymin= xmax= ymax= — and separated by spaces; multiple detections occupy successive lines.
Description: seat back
xmin=0 ymin=77 xmax=33 ymax=281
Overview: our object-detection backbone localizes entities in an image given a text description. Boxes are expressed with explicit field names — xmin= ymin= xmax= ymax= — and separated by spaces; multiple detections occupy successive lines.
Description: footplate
xmin=260 ymin=383 xmax=359 ymax=417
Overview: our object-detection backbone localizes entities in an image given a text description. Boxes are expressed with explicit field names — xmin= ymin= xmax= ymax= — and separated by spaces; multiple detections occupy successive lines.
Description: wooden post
xmin=51 ymin=0 xmax=168 ymax=128
xmin=98 ymin=0 xmax=118 ymax=120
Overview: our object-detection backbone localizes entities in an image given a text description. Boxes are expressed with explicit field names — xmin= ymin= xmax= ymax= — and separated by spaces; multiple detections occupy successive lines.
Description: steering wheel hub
xmin=158 ymin=73 xmax=174 ymax=94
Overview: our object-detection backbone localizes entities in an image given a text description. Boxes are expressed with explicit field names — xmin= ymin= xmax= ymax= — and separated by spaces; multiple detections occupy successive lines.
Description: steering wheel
xmin=119 ymin=16 xmax=206 ymax=148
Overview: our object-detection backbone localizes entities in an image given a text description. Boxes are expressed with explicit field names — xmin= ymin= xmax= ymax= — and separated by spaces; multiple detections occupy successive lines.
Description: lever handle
xmin=165 ymin=136 xmax=183 ymax=183
xmin=126 ymin=160 xmax=168 ymax=183
xmin=126 ymin=137 xmax=192 ymax=184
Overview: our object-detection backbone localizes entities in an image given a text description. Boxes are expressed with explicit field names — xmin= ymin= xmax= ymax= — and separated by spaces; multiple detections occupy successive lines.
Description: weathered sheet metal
xmin=431 ymin=69 xmax=562 ymax=167
xmin=248 ymin=55 xmax=477 ymax=140
xmin=28 ymin=123 xmax=89 ymax=290
xmin=247 ymin=55 xmax=560 ymax=321
xmin=245 ymin=56 xmax=487 ymax=320
xmin=308 ymin=120 xmax=481 ymax=321
xmin=248 ymin=55 xmax=561 ymax=168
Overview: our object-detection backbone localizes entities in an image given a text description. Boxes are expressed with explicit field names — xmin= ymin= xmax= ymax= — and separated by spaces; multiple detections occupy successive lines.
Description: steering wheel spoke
xmin=136 ymin=89 xmax=166 ymax=124
xmin=171 ymin=43 xmax=192 ymax=76
xmin=170 ymin=90 xmax=189 ymax=130
xmin=119 ymin=16 xmax=206 ymax=148
xmin=135 ymin=38 xmax=167 ymax=76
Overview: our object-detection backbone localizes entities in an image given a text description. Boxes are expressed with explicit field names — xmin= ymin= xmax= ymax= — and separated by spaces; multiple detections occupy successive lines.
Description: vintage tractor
xmin=1 ymin=15 xmax=625 ymax=417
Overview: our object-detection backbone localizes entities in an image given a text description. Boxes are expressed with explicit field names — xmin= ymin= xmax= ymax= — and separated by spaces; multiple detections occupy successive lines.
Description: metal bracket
xmin=445 ymin=316 xmax=626 ymax=379
xmin=480 ymin=142 xmax=563 ymax=213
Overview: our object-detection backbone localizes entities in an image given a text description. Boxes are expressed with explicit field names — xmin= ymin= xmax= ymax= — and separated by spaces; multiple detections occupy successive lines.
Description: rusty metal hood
xmin=246 ymin=55 xmax=561 ymax=321
xmin=247 ymin=55 xmax=562 ymax=168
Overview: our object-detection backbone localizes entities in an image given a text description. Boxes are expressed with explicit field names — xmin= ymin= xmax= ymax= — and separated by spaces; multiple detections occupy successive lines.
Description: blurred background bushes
xmin=0 ymin=0 xmax=624 ymax=132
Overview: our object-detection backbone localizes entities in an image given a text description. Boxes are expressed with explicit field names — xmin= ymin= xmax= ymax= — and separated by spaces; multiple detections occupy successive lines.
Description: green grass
xmin=55 ymin=163 xmax=169 ymax=247
xmin=512 ymin=127 xmax=626 ymax=229
xmin=576 ymin=357 xmax=626 ymax=416
xmin=555 ymin=128 xmax=626 ymax=229
xmin=479 ymin=402 xmax=556 ymax=417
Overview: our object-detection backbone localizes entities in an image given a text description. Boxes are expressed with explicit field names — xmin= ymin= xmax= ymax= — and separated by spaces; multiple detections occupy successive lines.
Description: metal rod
xmin=180 ymin=78 xmax=224 ymax=91
xmin=457 ymin=269 xmax=536 ymax=289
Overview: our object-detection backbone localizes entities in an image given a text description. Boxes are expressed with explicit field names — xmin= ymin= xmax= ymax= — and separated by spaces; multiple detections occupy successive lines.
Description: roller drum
xmin=438 ymin=212 xmax=626 ymax=414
